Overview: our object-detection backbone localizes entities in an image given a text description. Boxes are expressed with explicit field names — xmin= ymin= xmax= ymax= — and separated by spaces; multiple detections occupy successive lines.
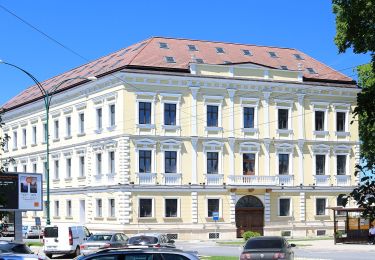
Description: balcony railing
xmin=136 ymin=172 xmax=157 ymax=185
xmin=227 ymin=175 xmax=294 ymax=186
xmin=313 ymin=175 xmax=331 ymax=186
xmin=162 ymin=173 xmax=182 ymax=185
xmin=205 ymin=174 xmax=224 ymax=185
xmin=334 ymin=175 xmax=351 ymax=186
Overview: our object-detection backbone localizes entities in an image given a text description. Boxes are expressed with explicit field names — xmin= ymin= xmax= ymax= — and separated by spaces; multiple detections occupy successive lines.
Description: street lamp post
xmin=0 ymin=60 xmax=96 ymax=225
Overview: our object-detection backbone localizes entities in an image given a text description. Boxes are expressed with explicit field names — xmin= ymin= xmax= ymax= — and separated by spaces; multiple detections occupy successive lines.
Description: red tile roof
xmin=2 ymin=36 xmax=356 ymax=111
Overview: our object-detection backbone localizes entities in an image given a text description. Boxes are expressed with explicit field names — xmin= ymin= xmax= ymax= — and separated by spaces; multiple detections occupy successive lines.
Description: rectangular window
xmin=165 ymin=199 xmax=178 ymax=218
xmin=13 ymin=131 xmax=17 ymax=149
xmin=43 ymin=123 xmax=47 ymax=142
xmin=66 ymin=158 xmax=72 ymax=178
xmin=32 ymin=126 xmax=37 ymax=145
xmin=54 ymin=201 xmax=60 ymax=217
xmin=243 ymin=107 xmax=254 ymax=128
xmin=96 ymin=154 xmax=102 ymax=175
xmin=337 ymin=155 xmax=347 ymax=175
xmin=159 ymin=42 xmax=169 ymax=49
xmin=79 ymin=156 xmax=85 ymax=177
xmin=54 ymin=160 xmax=59 ymax=180
xmin=279 ymin=154 xmax=289 ymax=175
xmin=207 ymin=105 xmax=219 ymax=127
xmin=337 ymin=112 xmax=346 ymax=132
xmin=109 ymin=151 xmax=115 ymax=174
xmin=278 ymin=109 xmax=288 ymax=129
xmin=207 ymin=199 xmax=220 ymax=217
xmin=207 ymin=152 xmax=219 ymax=174
xmin=269 ymin=51 xmax=278 ymax=58
xmin=307 ymin=67 xmax=317 ymax=74
xmin=23 ymin=165 xmax=27 ymax=172
xmin=139 ymin=150 xmax=152 ymax=173
xmin=54 ymin=120 xmax=59 ymax=139
xmin=242 ymin=49 xmax=252 ymax=56
xmin=315 ymin=111 xmax=325 ymax=131
xmin=164 ymin=103 xmax=176 ymax=125
xmin=315 ymin=155 xmax=325 ymax=175
xmin=96 ymin=108 xmax=102 ymax=130
xmin=215 ymin=47 xmax=225 ymax=53
xmin=165 ymin=151 xmax=177 ymax=173
xmin=293 ymin=53 xmax=304 ymax=60
xmin=109 ymin=104 xmax=116 ymax=127
xmin=32 ymin=163 xmax=37 ymax=173
xmin=139 ymin=198 xmax=152 ymax=218
xmin=96 ymin=199 xmax=102 ymax=217
xmin=165 ymin=56 xmax=175 ymax=63
xmin=243 ymin=153 xmax=255 ymax=175
xmin=4 ymin=134 xmax=8 ymax=151
xmin=109 ymin=199 xmax=115 ymax=217
xmin=66 ymin=117 xmax=71 ymax=137
xmin=188 ymin=44 xmax=198 ymax=51
xmin=139 ymin=102 xmax=152 ymax=124
xmin=279 ymin=198 xmax=290 ymax=216
xmin=316 ymin=198 xmax=326 ymax=215
xmin=79 ymin=113 xmax=85 ymax=134
xmin=22 ymin=128 xmax=26 ymax=147
xmin=66 ymin=200 xmax=72 ymax=217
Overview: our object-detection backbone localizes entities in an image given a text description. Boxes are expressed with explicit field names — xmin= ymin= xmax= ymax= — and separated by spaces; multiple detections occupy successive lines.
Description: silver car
xmin=0 ymin=241 xmax=48 ymax=260
xmin=80 ymin=232 xmax=128 ymax=255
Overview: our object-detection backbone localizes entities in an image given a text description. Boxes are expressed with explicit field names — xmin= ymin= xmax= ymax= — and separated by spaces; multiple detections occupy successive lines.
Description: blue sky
xmin=0 ymin=1 xmax=371 ymax=106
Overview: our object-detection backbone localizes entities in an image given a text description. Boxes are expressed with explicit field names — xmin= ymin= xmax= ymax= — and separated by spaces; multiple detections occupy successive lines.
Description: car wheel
xmin=75 ymin=246 xmax=81 ymax=257
xmin=46 ymin=253 xmax=53 ymax=258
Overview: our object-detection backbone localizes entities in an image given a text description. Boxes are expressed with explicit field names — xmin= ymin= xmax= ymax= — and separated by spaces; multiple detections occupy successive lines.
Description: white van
xmin=43 ymin=224 xmax=91 ymax=257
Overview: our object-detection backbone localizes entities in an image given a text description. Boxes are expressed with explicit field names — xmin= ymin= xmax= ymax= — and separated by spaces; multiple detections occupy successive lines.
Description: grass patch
xmin=200 ymin=257 xmax=238 ymax=260
xmin=26 ymin=241 xmax=43 ymax=247
xmin=217 ymin=241 xmax=244 ymax=246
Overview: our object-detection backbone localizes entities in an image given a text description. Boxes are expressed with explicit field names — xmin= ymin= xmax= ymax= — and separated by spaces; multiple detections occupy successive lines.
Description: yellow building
xmin=1 ymin=37 xmax=360 ymax=239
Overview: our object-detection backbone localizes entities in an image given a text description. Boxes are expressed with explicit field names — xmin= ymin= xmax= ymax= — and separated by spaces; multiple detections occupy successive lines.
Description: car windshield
xmin=244 ymin=239 xmax=283 ymax=249
xmin=0 ymin=243 xmax=33 ymax=254
xmin=128 ymin=236 xmax=158 ymax=245
xmin=88 ymin=235 xmax=113 ymax=241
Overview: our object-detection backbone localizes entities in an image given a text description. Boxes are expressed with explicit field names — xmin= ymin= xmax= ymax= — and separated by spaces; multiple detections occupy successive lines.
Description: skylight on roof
xmin=223 ymin=61 xmax=232 ymax=64
xmin=216 ymin=47 xmax=225 ymax=54
xmin=195 ymin=58 xmax=204 ymax=64
xmin=281 ymin=65 xmax=288 ymax=70
xmin=165 ymin=56 xmax=176 ymax=63
xmin=159 ymin=42 xmax=169 ymax=49
xmin=293 ymin=53 xmax=304 ymax=60
xmin=306 ymin=67 xmax=317 ymax=74
xmin=188 ymin=44 xmax=198 ymax=51
xmin=242 ymin=49 xmax=252 ymax=56
xmin=268 ymin=51 xmax=278 ymax=58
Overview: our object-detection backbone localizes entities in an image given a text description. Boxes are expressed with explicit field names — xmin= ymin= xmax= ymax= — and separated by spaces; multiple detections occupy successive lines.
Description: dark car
xmin=75 ymin=247 xmax=199 ymax=260
xmin=240 ymin=236 xmax=296 ymax=260
xmin=0 ymin=241 xmax=47 ymax=260
xmin=127 ymin=233 xmax=175 ymax=248
xmin=80 ymin=232 xmax=129 ymax=255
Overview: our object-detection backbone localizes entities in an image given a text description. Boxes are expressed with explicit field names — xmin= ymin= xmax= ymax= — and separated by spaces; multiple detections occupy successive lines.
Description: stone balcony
xmin=227 ymin=175 xmax=294 ymax=186
xmin=136 ymin=172 xmax=157 ymax=185
xmin=162 ymin=173 xmax=182 ymax=185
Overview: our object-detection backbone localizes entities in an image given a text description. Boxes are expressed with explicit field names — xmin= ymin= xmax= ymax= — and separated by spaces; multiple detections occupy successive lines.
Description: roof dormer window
xmin=188 ymin=44 xmax=198 ymax=51
xmin=280 ymin=65 xmax=288 ymax=70
xmin=268 ymin=51 xmax=278 ymax=58
xmin=195 ymin=58 xmax=204 ymax=64
xmin=223 ymin=61 xmax=232 ymax=64
xmin=164 ymin=56 xmax=176 ymax=63
xmin=216 ymin=47 xmax=225 ymax=54
xmin=293 ymin=53 xmax=304 ymax=60
xmin=306 ymin=67 xmax=317 ymax=74
xmin=159 ymin=42 xmax=169 ymax=49
xmin=242 ymin=49 xmax=252 ymax=56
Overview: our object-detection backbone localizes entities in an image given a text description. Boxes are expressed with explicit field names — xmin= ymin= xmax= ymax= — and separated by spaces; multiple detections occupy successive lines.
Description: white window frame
xmin=278 ymin=197 xmax=292 ymax=217
xmin=203 ymin=141 xmax=224 ymax=175
xmin=333 ymin=104 xmax=350 ymax=137
xmin=314 ymin=154 xmax=328 ymax=176
xmin=79 ymin=155 xmax=85 ymax=177
xmin=136 ymin=92 xmax=156 ymax=130
xmin=4 ymin=132 xmax=9 ymax=151
xmin=65 ymin=116 xmax=72 ymax=138
xmin=333 ymin=145 xmax=350 ymax=176
xmin=160 ymin=93 xmax=182 ymax=130
xmin=66 ymin=157 xmax=72 ymax=179
xmin=13 ymin=130 xmax=18 ymax=149
xmin=311 ymin=102 xmax=329 ymax=136
xmin=22 ymin=128 xmax=27 ymax=148
xmin=206 ymin=197 xmax=222 ymax=218
xmin=108 ymin=150 xmax=115 ymax=175
xmin=66 ymin=200 xmax=72 ymax=217
xmin=32 ymin=163 xmax=37 ymax=173
xmin=241 ymin=98 xmax=259 ymax=133
xmin=108 ymin=103 xmax=116 ymax=129
xmin=96 ymin=153 xmax=102 ymax=176
xmin=204 ymin=95 xmax=224 ymax=132
xmin=315 ymin=197 xmax=328 ymax=216
xmin=108 ymin=198 xmax=116 ymax=218
xmin=275 ymin=99 xmax=293 ymax=134
xmin=135 ymin=139 xmax=157 ymax=174
xmin=138 ymin=197 xmax=155 ymax=218
xmin=31 ymin=125 xmax=37 ymax=145
xmin=54 ymin=159 xmax=59 ymax=180
xmin=163 ymin=197 xmax=180 ymax=218
xmin=42 ymin=123 xmax=47 ymax=143
xmin=96 ymin=198 xmax=103 ymax=217
xmin=239 ymin=142 xmax=260 ymax=176
xmin=160 ymin=139 xmax=182 ymax=174
xmin=275 ymin=143 xmax=294 ymax=176
xmin=54 ymin=200 xmax=60 ymax=217
xmin=78 ymin=112 xmax=85 ymax=135
xmin=96 ymin=107 xmax=103 ymax=132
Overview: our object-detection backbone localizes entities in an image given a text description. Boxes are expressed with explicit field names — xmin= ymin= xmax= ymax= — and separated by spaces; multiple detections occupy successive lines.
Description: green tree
xmin=333 ymin=0 xmax=375 ymax=219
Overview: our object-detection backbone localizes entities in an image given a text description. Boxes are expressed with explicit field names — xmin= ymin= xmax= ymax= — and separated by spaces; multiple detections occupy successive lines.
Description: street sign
xmin=0 ymin=172 xmax=43 ymax=211
xmin=35 ymin=217 xmax=41 ymax=226
xmin=212 ymin=211 xmax=219 ymax=221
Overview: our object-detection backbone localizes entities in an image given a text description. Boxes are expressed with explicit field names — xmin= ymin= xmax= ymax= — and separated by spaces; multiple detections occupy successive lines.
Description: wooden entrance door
xmin=236 ymin=208 xmax=264 ymax=238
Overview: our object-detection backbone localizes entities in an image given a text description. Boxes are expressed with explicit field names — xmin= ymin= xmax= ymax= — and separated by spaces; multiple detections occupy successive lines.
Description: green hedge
xmin=242 ymin=231 xmax=261 ymax=241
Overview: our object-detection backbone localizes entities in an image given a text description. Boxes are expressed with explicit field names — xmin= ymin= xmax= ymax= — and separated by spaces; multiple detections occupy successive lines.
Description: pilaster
xmin=297 ymin=140 xmax=305 ymax=185
xmin=227 ymin=88 xmax=236 ymax=138
xmin=297 ymin=94 xmax=305 ymax=140
xmin=191 ymin=191 xmax=198 ymax=223
xmin=262 ymin=92 xmax=271 ymax=139
xmin=118 ymin=137 xmax=130 ymax=184
xmin=300 ymin=192 xmax=305 ymax=221
xmin=118 ymin=191 xmax=132 ymax=224
xmin=189 ymin=86 xmax=200 ymax=136
xmin=264 ymin=139 xmax=271 ymax=176
xmin=191 ymin=137 xmax=198 ymax=184
xmin=229 ymin=192 xmax=236 ymax=223
xmin=228 ymin=138 xmax=235 ymax=176
xmin=264 ymin=192 xmax=271 ymax=223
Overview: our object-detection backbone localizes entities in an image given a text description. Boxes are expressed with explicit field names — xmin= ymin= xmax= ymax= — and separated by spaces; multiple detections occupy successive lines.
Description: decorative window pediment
xmin=203 ymin=140 xmax=224 ymax=152
xmin=240 ymin=97 xmax=259 ymax=107
xmin=75 ymin=102 xmax=87 ymax=111
xmin=19 ymin=158 xmax=28 ymax=165
xmin=160 ymin=93 xmax=182 ymax=103
xmin=311 ymin=101 xmax=330 ymax=109
xmin=135 ymin=138 xmax=156 ymax=149
xmin=75 ymin=148 xmax=87 ymax=155
xmin=51 ymin=111 xmax=61 ymax=118
xmin=203 ymin=95 xmax=224 ymax=105
xmin=240 ymin=142 xmax=260 ymax=153
xmin=160 ymin=139 xmax=182 ymax=150
xmin=312 ymin=144 xmax=330 ymax=154
xmin=332 ymin=103 xmax=351 ymax=110
xmin=105 ymin=140 xmax=118 ymax=150
xmin=29 ymin=117 xmax=38 ymax=125
xmin=275 ymin=143 xmax=294 ymax=153
xmin=333 ymin=145 xmax=351 ymax=155
xmin=136 ymin=92 xmax=156 ymax=102
xmin=51 ymin=153 xmax=60 ymax=159
xmin=29 ymin=156 xmax=38 ymax=163
xmin=274 ymin=99 xmax=293 ymax=108
xmin=63 ymin=107 xmax=73 ymax=115
xmin=63 ymin=150 xmax=73 ymax=158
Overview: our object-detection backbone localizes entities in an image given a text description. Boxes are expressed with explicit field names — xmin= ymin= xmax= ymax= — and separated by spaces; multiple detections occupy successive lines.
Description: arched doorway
xmin=235 ymin=195 xmax=264 ymax=238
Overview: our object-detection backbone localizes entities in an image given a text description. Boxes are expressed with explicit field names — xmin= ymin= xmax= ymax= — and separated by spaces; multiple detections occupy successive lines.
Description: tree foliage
xmin=333 ymin=0 xmax=375 ymax=218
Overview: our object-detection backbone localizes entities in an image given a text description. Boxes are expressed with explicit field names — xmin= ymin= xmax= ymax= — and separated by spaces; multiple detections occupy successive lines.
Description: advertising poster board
xmin=0 ymin=173 xmax=43 ymax=211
